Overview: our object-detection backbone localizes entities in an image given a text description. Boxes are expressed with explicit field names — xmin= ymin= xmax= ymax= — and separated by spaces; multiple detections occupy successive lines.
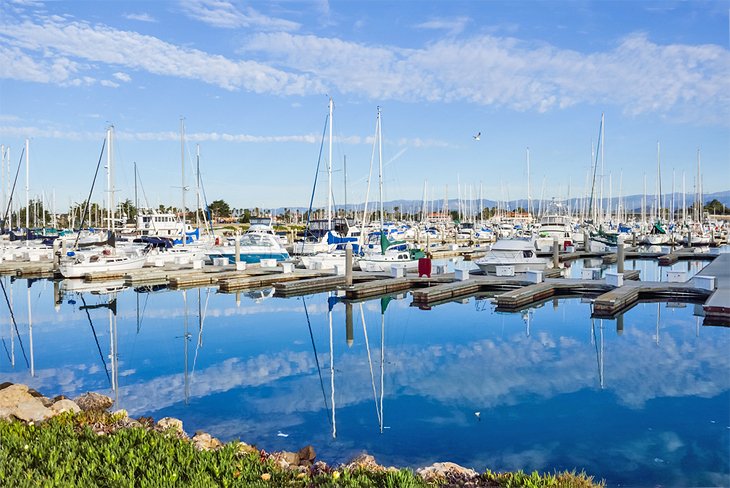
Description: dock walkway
xmin=694 ymin=253 xmax=730 ymax=324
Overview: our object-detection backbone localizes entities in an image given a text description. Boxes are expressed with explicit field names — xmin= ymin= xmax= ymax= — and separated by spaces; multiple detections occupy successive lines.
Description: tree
xmin=704 ymin=199 xmax=730 ymax=214
xmin=208 ymin=200 xmax=231 ymax=220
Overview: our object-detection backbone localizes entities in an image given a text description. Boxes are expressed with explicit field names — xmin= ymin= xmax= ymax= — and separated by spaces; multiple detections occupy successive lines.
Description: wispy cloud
xmin=179 ymin=0 xmax=299 ymax=31
xmin=0 ymin=17 xmax=321 ymax=94
xmin=242 ymin=31 xmax=730 ymax=123
xmin=123 ymin=12 xmax=156 ymax=23
xmin=0 ymin=125 xmax=448 ymax=148
xmin=112 ymin=72 xmax=131 ymax=83
xmin=414 ymin=16 xmax=470 ymax=35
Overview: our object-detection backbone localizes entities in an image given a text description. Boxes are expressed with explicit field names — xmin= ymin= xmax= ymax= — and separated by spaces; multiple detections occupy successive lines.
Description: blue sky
xmin=0 ymin=0 xmax=728 ymax=212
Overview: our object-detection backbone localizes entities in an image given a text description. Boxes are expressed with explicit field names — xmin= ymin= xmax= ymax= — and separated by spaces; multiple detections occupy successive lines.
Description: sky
xmin=0 ymin=0 xmax=729 ymax=212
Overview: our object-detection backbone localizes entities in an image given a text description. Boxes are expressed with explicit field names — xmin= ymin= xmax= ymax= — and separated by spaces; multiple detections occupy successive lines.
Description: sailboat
xmin=59 ymin=127 xmax=147 ymax=278
xmin=358 ymin=107 xmax=424 ymax=273
xmin=296 ymin=98 xmax=360 ymax=268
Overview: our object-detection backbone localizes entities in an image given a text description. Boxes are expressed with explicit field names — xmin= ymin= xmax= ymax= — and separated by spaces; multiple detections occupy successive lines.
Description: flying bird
xmin=474 ymin=411 xmax=481 ymax=421
xmin=473 ymin=132 xmax=481 ymax=141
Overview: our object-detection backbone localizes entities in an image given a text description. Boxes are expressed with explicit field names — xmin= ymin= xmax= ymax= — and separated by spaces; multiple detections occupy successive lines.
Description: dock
xmin=695 ymin=253 xmax=730 ymax=325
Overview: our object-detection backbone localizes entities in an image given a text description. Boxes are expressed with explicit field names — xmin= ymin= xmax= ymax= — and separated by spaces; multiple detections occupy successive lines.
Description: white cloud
xmin=99 ymin=79 xmax=119 ymax=88
xmin=0 ymin=124 xmax=449 ymax=149
xmin=112 ymin=71 xmax=131 ymax=82
xmin=414 ymin=16 xmax=471 ymax=35
xmin=1 ymin=18 xmax=322 ymax=95
xmin=179 ymin=0 xmax=300 ymax=31
xmin=124 ymin=12 xmax=156 ymax=23
xmin=243 ymin=32 xmax=730 ymax=122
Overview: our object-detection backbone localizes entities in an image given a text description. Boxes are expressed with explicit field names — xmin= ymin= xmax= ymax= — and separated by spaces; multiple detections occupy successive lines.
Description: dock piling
xmin=617 ymin=236 xmax=625 ymax=274
xmin=553 ymin=238 xmax=560 ymax=268
xmin=234 ymin=232 xmax=240 ymax=264
xmin=345 ymin=244 xmax=353 ymax=286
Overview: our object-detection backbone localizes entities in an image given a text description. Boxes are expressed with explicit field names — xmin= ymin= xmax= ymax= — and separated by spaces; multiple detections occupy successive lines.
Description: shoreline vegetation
xmin=0 ymin=383 xmax=603 ymax=487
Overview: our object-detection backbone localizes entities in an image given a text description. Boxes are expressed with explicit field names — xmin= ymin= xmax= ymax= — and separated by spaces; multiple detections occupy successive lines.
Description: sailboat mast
xmin=106 ymin=128 xmax=112 ymax=233
xmin=25 ymin=139 xmax=29 ymax=235
xmin=526 ymin=147 xmax=531 ymax=218
xmin=377 ymin=107 xmax=384 ymax=227
xmin=327 ymin=98 xmax=333 ymax=229
xmin=180 ymin=118 xmax=186 ymax=247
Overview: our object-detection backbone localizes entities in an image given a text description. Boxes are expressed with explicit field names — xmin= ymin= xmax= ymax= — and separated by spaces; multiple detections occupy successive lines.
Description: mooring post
xmin=617 ymin=235 xmax=625 ymax=274
xmin=632 ymin=232 xmax=637 ymax=247
xmin=52 ymin=239 xmax=61 ymax=269
xmin=345 ymin=301 xmax=353 ymax=347
xmin=345 ymin=243 xmax=353 ymax=286
xmin=553 ymin=237 xmax=560 ymax=268
xmin=234 ymin=231 xmax=241 ymax=264
xmin=584 ymin=230 xmax=590 ymax=251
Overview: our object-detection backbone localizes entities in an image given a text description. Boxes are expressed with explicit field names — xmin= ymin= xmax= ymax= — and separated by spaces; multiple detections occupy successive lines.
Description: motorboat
xmin=474 ymin=239 xmax=548 ymax=274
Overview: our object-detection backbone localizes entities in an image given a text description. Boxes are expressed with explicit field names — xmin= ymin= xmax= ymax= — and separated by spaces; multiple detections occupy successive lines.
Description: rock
xmin=0 ymin=382 xmax=13 ymax=391
xmin=14 ymin=399 xmax=52 ymax=422
xmin=0 ymin=407 xmax=13 ymax=420
xmin=192 ymin=432 xmax=223 ymax=451
xmin=297 ymin=445 xmax=316 ymax=463
xmin=0 ymin=384 xmax=51 ymax=422
xmin=50 ymin=399 xmax=81 ymax=415
xmin=38 ymin=397 xmax=54 ymax=408
xmin=52 ymin=395 xmax=68 ymax=403
xmin=272 ymin=451 xmax=300 ymax=470
xmin=156 ymin=417 xmax=184 ymax=434
xmin=345 ymin=453 xmax=382 ymax=471
xmin=417 ymin=462 xmax=478 ymax=483
xmin=74 ymin=392 xmax=113 ymax=412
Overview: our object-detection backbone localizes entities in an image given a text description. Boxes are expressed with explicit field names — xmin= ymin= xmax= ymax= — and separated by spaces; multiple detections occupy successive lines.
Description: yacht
xmin=207 ymin=218 xmax=290 ymax=264
xmin=474 ymin=239 xmax=548 ymax=274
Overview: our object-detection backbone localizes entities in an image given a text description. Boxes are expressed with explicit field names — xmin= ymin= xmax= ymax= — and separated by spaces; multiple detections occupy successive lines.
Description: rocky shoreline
xmin=0 ymin=383 xmax=601 ymax=487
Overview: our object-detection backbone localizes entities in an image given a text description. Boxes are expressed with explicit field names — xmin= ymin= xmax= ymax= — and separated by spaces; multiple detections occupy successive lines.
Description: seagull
xmin=473 ymin=132 xmax=481 ymax=141
xmin=474 ymin=411 xmax=481 ymax=421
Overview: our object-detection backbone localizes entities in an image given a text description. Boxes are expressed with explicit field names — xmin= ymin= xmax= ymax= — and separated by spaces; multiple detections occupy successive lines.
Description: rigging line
xmin=302 ymin=297 xmax=332 ymax=426
xmin=0 ymin=332 xmax=10 ymax=364
xmin=0 ymin=278 xmax=29 ymax=368
xmin=74 ymin=137 xmax=107 ymax=249
xmin=304 ymin=113 xmax=330 ymax=237
xmin=359 ymin=303 xmax=381 ymax=424
xmin=79 ymin=294 xmax=112 ymax=385
xmin=1 ymin=146 xmax=25 ymax=232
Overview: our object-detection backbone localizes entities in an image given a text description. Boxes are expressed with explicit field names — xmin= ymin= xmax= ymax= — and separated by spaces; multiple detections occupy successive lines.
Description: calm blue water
xmin=0 ymin=256 xmax=728 ymax=487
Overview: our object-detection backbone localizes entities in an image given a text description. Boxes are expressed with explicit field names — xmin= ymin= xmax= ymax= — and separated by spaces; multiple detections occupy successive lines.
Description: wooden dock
xmin=695 ymin=253 xmax=730 ymax=325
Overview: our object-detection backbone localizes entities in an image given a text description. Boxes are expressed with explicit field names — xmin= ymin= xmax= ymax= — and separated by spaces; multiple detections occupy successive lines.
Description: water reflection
xmin=0 ymin=263 xmax=728 ymax=487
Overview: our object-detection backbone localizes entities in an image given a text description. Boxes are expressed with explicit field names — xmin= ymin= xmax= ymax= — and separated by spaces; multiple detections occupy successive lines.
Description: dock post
xmin=234 ymin=232 xmax=241 ymax=265
xmin=617 ymin=236 xmax=625 ymax=274
xmin=687 ymin=230 xmax=692 ymax=248
xmin=583 ymin=231 xmax=590 ymax=251
xmin=553 ymin=238 xmax=560 ymax=268
xmin=345 ymin=243 xmax=353 ymax=286
xmin=52 ymin=239 xmax=61 ymax=269
xmin=345 ymin=302 xmax=353 ymax=347
xmin=632 ymin=232 xmax=637 ymax=247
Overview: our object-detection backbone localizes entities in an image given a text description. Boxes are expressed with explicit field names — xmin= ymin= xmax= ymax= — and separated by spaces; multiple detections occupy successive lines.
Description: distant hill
xmin=270 ymin=190 xmax=730 ymax=215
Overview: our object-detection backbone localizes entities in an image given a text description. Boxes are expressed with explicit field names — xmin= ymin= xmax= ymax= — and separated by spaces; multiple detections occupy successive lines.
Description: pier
xmin=2 ymin=246 xmax=729 ymax=326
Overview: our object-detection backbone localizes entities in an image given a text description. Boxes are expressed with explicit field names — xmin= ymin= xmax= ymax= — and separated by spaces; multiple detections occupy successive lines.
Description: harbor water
xmin=0 ymin=255 xmax=728 ymax=487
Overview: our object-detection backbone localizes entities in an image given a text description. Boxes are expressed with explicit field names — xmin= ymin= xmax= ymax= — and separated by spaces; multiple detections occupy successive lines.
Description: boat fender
xmin=215 ymin=237 xmax=220 ymax=245
xmin=66 ymin=251 xmax=75 ymax=257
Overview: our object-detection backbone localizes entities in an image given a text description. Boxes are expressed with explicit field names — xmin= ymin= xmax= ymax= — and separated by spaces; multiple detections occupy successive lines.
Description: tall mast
xmin=526 ymin=146 xmax=532 ymax=218
xmin=196 ymin=145 xmax=201 ymax=229
xmin=134 ymin=162 xmax=139 ymax=232
xmin=106 ymin=127 xmax=112 ymax=233
xmin=25 ymin=138 xmax=29 ymax=235
xmin=377 ymin=107 xmax=383 ymax=227
xmin=343 ymin=154 xmax=347 ymax=220
xmin=180 ymin=118 xmax=186 ymax=246
xmin=327 ymin=97 xmax=333 ymax=229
